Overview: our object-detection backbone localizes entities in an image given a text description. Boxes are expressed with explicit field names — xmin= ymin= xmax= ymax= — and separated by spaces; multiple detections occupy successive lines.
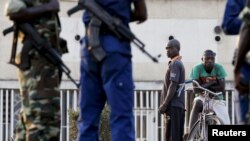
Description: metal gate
xmin=0 ymin=84 xmax=234 ymax=141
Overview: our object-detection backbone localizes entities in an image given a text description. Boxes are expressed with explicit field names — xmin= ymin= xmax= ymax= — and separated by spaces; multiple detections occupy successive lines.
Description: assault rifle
xmin=67 ymin=0 xmax=159 ymax=63
xmin=2 ymin=23 xmax=80 ymax=88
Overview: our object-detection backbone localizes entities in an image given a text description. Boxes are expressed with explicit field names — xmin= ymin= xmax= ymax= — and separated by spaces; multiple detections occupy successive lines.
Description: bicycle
xmin=178 ymin=80 xmax=228 ymax=141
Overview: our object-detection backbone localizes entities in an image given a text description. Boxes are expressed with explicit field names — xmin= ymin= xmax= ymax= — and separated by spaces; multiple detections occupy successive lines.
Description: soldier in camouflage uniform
xmin=6 ymin=0 xmax=63 ymax=140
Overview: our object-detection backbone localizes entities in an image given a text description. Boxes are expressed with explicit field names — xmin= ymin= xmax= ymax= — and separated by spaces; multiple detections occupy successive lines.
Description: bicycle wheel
xmin=187 ymin=115 xmax=222 ymax=141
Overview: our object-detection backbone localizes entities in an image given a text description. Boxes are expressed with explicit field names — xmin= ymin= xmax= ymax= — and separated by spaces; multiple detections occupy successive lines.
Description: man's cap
xmin=165 ymin=39 xmax=180 ymax=50
xmin=203 ymin=49 xmax=216 ymax=57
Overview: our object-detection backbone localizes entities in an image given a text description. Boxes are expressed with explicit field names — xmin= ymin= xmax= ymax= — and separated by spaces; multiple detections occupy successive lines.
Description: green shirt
xmin=190 ymin=63 xmax=227 ymax=100
xmin=190 ymin=63 xmax=227 ymax=83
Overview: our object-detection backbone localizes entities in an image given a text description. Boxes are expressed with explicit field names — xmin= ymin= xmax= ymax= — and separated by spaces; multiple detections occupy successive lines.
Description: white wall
xmin=0 ymin=0 xmax=238 ymax=87
xmin=130 ymin=18 xmax=236 ymax=81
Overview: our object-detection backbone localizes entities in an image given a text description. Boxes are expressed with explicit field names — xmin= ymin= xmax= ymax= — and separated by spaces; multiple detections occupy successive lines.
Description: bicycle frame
xmin=180 ymin=80 xmax=223 ymax=141
xmin=198 ymin=90 xmax=215 ymax=141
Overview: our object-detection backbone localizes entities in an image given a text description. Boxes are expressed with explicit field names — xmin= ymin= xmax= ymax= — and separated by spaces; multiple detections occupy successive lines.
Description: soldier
xmin=77 ymin=0 xmax=147 ymax=141
xmin=5 ymin=0 xmax=64 ymax=140
xmin=221 ymin=0 xmax=250 ymax=125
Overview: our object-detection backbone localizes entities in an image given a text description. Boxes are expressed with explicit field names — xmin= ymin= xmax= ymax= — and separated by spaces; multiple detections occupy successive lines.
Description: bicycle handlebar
xmin=192 ymin=80 xmax=222 ymax=96
xmin=177 ymin=80 xmax=222 ymax=97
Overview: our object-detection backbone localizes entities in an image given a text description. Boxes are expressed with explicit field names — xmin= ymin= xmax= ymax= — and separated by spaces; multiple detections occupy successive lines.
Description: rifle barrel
xmin=18 ymin=23 xmax=80 ymax=88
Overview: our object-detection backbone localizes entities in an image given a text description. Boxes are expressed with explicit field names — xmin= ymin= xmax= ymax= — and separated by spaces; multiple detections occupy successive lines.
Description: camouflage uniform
xmin=9 ymin=0 xmax=62 ymax=140
xmin=15 ymin=56 xmax=61 ymax=141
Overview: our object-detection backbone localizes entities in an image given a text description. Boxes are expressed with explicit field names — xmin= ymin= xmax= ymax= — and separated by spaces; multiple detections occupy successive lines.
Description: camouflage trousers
xmin=15 ymin=56 xmax=61 ymax=141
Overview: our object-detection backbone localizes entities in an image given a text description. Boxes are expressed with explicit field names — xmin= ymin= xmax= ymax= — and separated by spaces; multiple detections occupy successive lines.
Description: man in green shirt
xmin=190 ymin=50 xmax=227 ymax=94
xmin=184 ymin=50 xmax=230 ymax=139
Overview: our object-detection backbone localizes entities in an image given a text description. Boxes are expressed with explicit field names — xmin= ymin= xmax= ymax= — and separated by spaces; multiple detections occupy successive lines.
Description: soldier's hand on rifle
xmin=8 ymin=0 xmax=60 ymax=22
xmin=48 ymin=0 xmax=60 ymax=12
xmin=234 ymin=71 xmax=249 ymax=94
xmin=131 ymin=0 xmax=147 ymax=24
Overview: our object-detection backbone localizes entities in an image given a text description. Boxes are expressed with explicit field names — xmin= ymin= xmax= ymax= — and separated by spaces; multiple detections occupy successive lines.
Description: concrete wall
xmin=0 ymin=0 xmax=238 ymax=87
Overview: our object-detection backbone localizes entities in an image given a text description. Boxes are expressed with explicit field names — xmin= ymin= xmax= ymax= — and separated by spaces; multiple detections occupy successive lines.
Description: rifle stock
xmin=67 ymin=0 xmax=159 ymax=63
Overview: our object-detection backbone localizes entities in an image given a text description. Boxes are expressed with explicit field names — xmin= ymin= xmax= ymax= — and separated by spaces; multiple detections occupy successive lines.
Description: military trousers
xmin=15 ymin=55 xmax=61 ymax=141
xmin=78 ymin=52 xmax=135 ymax=141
